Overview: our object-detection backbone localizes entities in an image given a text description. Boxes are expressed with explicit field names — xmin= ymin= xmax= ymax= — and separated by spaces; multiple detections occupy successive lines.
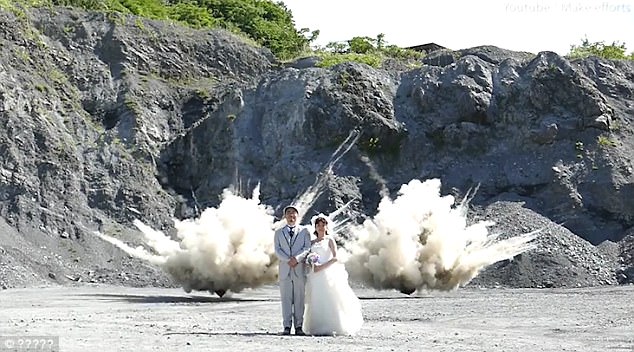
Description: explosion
xmin=98 ymin=178 xmax=537 ymax=296
xmin=344 ymin=179 xmax=537 ymax=293
xmin=98 ymin=186 xmax=278 ymax=296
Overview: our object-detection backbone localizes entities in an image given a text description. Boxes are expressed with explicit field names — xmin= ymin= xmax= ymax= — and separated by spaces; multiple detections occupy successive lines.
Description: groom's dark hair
xmin=283 ymin=205 xmax=298 ymax=214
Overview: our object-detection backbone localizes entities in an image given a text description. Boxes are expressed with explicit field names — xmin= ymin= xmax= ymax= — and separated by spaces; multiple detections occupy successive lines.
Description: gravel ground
xmin=468 ymin=201 xmax=621 ymax=288
xmin=0 ymin=284 xmax=632 ymax=352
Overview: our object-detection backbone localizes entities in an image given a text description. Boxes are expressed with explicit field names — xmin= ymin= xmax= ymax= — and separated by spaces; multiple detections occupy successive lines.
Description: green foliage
xmin=51 ymin=0 xmax=169 ymax=18
xmin=197 ymin=0 xmax=309 ymax=59
xmin=568 ymin=38 xmax=634 ymax=60
xmin=348 ymin=36 xmax=375 ymax=54
xmin=7 ymin=0 xmax=427 ymax=64
xmin=14 ymin=47 xmax=30 ymax=62
xmin=336 ymin=71 xmax=351 ymax=87
xmin=316 ymin=33 xmax=424 ymax=67
xmin=124 ymin=97 xmax=140 ymax=114
xmin=0 ymin=0 xmax=48 ymax=9
xmin=358 ymin=135 xmax=400 ymax=156
xmin=316 ymin=52 xmax=383 ymax=68
xmin=35 ymin=84 xmax=48 ymax=92
xmin=52 ymin=0 xmax=112 ymax=11
xmin=382 ymin=44 xmax=424 ymax=60
xmin=324 ymin=41 xmax=347 ymax=54
xmin=168 ymin=2 xmax=216 ymax=28
xmin=597 ymin=135 xmax=617 ymax=148
xmin=9 ymin=0 xmax=311 ymax=59
xmin=49 ymin=68 xmax=67 ymax=85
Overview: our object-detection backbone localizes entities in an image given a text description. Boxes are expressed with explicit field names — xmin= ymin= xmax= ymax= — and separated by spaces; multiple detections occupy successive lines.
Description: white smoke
xmin=94 ymin=130 xmax=356 ymax=297
xmin=97 ymin=185 xmax=279 ymax=296
xmin=97 ymin=177 xmax=537 ymax=296
xmin=343 ymin=178 xmax=538 ymax=293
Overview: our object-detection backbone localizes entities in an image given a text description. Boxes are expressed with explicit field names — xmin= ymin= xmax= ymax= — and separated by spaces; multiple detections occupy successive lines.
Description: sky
xmin=281 ymin=0 xmax=634 ymax=55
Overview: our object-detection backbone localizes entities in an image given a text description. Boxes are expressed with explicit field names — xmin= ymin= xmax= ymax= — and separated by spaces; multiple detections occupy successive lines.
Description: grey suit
xmin=274 ymin=224 xmax=311 ymax=329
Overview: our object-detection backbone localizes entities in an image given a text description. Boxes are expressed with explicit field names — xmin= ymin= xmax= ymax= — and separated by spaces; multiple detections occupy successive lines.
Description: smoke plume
xmin=97 ymin=178 xmax=537 ymax=296
xmin=98 ymin=186 xmax=278 ymax=296
xmin=343 ymin=179 xmax=537 ymax=293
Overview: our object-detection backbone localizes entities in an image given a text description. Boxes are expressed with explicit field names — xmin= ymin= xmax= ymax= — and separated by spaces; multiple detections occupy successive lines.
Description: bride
xmin=303 ymin=216 xmax=363 ymax=336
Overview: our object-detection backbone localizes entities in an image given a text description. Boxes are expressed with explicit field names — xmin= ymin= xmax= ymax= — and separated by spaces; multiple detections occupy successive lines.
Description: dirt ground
xmin=1 ymin=285 xmax=633 ymax=352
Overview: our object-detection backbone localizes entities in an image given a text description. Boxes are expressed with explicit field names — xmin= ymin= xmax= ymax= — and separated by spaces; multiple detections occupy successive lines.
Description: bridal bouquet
xmin=305 ymin=252 xmax=320 ymax=266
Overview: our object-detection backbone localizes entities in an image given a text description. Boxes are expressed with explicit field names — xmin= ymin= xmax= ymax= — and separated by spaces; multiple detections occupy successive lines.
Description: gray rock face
xmin=1 ymin=7 xmax=633 ymax=288
xmin=0 ymin=8 xmax=272 ymax=287
xmin=392 ymin=51 xmax=632 ymax=246
xmin=469 ymin=201 xmax=619 ymax=288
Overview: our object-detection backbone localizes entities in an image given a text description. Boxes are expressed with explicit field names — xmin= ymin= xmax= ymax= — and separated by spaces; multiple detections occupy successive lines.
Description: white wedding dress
xmin=303 ymin=236 xmax=363 ymax=336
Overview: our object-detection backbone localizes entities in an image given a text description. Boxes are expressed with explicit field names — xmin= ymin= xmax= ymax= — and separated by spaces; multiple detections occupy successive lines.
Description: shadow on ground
xmin=357 ymin=295 xmax=430 ymax=300
xmin=74 ymin=293 xmax=272 ymax=304
xmin=164 ymin=331 xmax=287 ymax=337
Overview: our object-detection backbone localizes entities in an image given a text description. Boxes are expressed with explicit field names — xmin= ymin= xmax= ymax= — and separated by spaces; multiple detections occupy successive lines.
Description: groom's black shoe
xmin=294 ymin=327 xmax=306 ymax=336
xmin=282 ymin=327 xmax=291 ymax=335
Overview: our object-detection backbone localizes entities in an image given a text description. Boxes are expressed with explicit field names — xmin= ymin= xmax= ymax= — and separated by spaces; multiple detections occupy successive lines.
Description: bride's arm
xmin=328 ymin=237 xmax=337 ymax=259
xmin=313 ymin=238 xmax=338 ymax=273
xmin=313 ymin=259 xmax=336 ymax=273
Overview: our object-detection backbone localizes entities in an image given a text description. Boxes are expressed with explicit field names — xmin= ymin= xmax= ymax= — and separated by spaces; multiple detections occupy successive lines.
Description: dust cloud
xmin=98 ymin=186 xmax=279 ymax=296
xmin=343 ymin=178 xmax=537 ymax=293
xmin=98 ymin=178 xmax=536 ymax=296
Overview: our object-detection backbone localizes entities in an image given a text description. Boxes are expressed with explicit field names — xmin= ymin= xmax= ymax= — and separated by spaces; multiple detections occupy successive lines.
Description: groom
xmin=274 ymin=205 xmax=311 ymax=336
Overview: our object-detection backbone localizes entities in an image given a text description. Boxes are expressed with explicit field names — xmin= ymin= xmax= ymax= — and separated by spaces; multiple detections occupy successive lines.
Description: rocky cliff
xmin=1 ymin=7 xmax=633 ymax=289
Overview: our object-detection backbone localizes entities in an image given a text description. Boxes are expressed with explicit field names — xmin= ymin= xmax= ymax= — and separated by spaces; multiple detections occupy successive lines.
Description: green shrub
xmin=1 ymin=0 xmax=48 ymax=8
xmin=315 ymin=34 xmax=423 ymax=67
xmin=568 ymin=38 xmax=634 ymax=60
xmin=597 ymin=135 xmax=617 ymax=148
xmin=52 ymin=0 xmax=112 ymax=11
xmin=316 ymin=52 xmax=383 ymax=68
xmin=348 ymin=36 xmax=375 ymax=54
xmin=11 ymin=0 xmax=311 ymax=59
xmin=382 ymin=44 xmax=424 ymax=60
xmin=7 ymin=0 xmax=427 ymax=64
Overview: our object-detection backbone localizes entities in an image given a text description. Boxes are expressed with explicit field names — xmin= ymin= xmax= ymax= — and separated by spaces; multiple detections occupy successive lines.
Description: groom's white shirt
xmin=274 ymin=224 xmax=311 ymax=280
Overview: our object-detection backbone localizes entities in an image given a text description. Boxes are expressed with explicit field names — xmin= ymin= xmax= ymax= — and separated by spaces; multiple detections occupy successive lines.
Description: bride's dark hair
xmin=313 ymin=216 xmax=328 ymax=237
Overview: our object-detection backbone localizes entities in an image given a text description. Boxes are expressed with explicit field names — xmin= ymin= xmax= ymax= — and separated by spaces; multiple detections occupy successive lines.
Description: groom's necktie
xmin=288 ymin=226 xmax=295 ymax=238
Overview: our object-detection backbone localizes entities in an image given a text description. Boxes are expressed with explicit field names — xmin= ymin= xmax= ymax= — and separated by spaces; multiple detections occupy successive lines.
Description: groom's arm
xmin=294 ymin=228 xmax=311 ymax=262
xmin=274 ymin=230 xmax=291 ymax=262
